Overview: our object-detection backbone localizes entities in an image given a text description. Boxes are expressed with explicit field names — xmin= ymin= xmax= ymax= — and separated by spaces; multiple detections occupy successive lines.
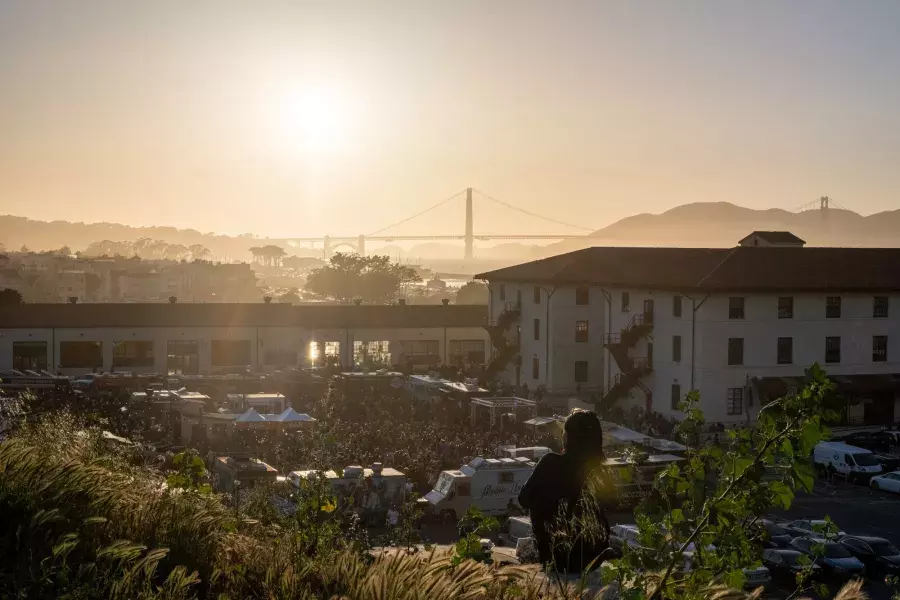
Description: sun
xmin=278 ymin=86 xmax=351 ymax=156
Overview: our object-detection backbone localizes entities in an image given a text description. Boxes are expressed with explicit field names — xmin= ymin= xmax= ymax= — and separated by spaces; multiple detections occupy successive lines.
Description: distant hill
xmin=0 ymin=215 xmax=273 ymax=262
xmin=544 ymin=202 xmax=900 ymax=255
xmin=4 ymin=202 xmax=900 ymax=263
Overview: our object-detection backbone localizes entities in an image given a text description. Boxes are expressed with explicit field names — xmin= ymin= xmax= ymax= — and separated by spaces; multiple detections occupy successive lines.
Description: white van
xmin=813 ymin=441 xmax=882 ymax=483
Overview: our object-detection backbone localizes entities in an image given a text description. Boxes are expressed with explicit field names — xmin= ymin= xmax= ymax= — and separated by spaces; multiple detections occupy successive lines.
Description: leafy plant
xmin=451 ymin=506 xmax=500 ymax=566
xmin=594 ymin=363 xmax=840 ymax=600
xmin=166 ymin=449 xmax=212 ymax=494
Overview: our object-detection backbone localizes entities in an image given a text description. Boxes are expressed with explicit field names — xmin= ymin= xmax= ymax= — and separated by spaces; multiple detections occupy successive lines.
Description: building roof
xmin=476 ymin=246 xmax=900 ymax=292
xmin=0 ymin=303 xmax=487 ymax=329
xmin=739 ymin=231 xmax=807 ymax=245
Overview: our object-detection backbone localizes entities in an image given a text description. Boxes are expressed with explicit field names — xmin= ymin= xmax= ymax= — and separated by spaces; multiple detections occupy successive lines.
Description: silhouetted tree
xmin=0 ymin=288 xmax=23 ymax=305
xmin=305 ymin=253 xmax=421 ymax=303
xmin=455 ymin=281 xmax=488 ymax=304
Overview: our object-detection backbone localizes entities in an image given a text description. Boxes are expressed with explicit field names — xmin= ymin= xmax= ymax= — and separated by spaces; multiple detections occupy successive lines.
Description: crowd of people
xmin=231 ymin=381 xmax=551 ymax=493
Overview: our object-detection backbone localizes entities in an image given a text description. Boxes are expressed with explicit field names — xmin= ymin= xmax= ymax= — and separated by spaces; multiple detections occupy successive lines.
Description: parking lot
xmin=601 ymin=478 xmax=900 ymax=599
xmin=762 ymin=478 xmax=900 ymax=599
xmin=419 ymin=477 xmax=900 ymax=598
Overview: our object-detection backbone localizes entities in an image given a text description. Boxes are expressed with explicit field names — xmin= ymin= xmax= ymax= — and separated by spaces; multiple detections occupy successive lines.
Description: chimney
xmin=371 ymin=462 xmax=383 ymax=476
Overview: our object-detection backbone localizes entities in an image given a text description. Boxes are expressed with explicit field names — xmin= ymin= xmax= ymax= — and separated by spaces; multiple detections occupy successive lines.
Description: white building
xmin=476 ymin=232 xmax=900 ymax=425
xmin=0 ymin=304 xmax=488 ymax=377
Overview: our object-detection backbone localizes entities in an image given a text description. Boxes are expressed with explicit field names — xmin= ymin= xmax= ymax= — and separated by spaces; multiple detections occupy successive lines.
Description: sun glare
xmin=278 ymin=86 xmax=351 ymax=156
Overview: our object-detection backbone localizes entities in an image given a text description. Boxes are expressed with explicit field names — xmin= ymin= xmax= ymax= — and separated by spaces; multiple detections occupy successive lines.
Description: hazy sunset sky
xmin=2 ymin=0 xmax=899 ymax=238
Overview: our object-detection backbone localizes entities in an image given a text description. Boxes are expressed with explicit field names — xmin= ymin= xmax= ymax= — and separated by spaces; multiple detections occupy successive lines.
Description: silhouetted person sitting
xmin=518 ymin=410 xmax=611 ymax=574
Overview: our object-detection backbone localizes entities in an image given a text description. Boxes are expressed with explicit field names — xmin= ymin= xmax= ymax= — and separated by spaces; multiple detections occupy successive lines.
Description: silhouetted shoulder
xmin=534 ymin=452 xmax=565 ymax=471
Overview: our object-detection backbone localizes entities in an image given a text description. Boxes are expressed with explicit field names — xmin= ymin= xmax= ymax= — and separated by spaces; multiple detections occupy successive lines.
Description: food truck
xmin=605 ymin=453 xmax=684 ymax=505
xmin=289 ymin=463 xmax=408 ymax=523
xmin=422 ymin=456 xmax=536 ymax=520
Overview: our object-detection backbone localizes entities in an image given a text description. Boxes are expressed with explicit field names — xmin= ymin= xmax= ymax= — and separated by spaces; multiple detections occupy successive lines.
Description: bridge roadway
xmin=273 ymin=233 xmax=588 ymax=258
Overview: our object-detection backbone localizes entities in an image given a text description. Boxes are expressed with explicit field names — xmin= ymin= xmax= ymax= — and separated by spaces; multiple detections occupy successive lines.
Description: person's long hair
xmin=563 ymin=410 xmax=605 ymax=483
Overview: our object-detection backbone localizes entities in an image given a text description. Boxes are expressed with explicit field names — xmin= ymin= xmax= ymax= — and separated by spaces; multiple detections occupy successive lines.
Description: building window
xmin=825 ymin=336 xmax=841 ymax=363
xmin=778 ymin=297 xmax=793 ymax=319
xmin=621 ymin=291 xmax=630 ymax=311
xmin=353 ymin=340 xmax=392 ymax=367
xmin=575 ymin=320 xmax=589 ymax=343
xmin=532 ymin=356 xmax=540 ymax=380
xmin=727 ymin=388 xmax=743 ymax=416
xmin=396 ymin=340 xmax=437 ymax=366
xmin=727 ymin=338 xmax=744 ymax=366
xmin=112 ymin=340 xmax=155 ymax=368
xmin=574 ymin=360 xmax=588 ymax=383
xmin=167 ymin=340 xmax=199 ymax=375
xmin=265 ymin=349 xmax=298 ymax=366
xmin=533 ymin=318 xmax=540 ymax=341
xmin=499 ymin=284 xmax=506 ymax=301
xmin=13 ymin=341 xmax=48 ymax=372
xmin=826 ymin=296 xmax=841 ymax=318
xmin=673 ymin=295 xmax=682 ymax=318
xmin=671 ymin=383 xmax=681 ymax=410
xmin=211 ymin=340 xmax=252 ymax=366
xmin=777 ymin=337 xmax=793 ymax=365
xmin=672 ymin=335 xmax=682 ymax=362
xmin=874 ymin=297 xmax=889 ymax=318
xmin=449 ymin=339 xmax=484 ymax=366
xmin=873 ymin=336 xmax=888 ymax=363
xmin=728 ymin=297 xmax=745 ymax=319
xmin=59 ymin=341 xmax=103 ymax=369
xmin=533 ymin=286 xmax=541 ymax=304
xmin=575 ymin=287 xmax=590 ymax=306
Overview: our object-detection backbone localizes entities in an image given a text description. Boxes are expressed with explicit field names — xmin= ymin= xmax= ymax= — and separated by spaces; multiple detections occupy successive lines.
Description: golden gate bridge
xmin=273 ymin=187 xmax=594 ymax=259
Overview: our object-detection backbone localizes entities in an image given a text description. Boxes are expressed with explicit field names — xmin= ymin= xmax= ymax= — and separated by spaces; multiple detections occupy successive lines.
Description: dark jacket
xmin=518 ymin=451 xmax=610 ymax=572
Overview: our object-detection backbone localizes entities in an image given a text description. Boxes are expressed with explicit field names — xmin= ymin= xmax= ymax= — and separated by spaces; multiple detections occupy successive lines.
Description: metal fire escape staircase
xmin=481 ymin=302 xmax=521 ymax=385
xmin=599 ymin=309 xmax=654 ymax=412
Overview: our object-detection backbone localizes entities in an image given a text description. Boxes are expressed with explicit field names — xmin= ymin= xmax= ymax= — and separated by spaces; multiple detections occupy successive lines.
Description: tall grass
xmin=0 ymin=413 xmax=870 ymax=599
xmin=0 ymin=415 xmax=557 ymax=599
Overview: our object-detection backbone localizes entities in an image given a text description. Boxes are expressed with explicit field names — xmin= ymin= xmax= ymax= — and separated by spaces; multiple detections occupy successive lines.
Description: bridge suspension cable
xmin=473 ymin=188 xmax=595 ymax=232
xmin=366 ymin=188 xmax=467 ymax=236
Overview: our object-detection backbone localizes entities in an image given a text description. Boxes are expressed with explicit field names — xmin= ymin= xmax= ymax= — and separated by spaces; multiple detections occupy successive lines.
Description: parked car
xmin=813 ymin=441 xmax=882 ymax=483
xmin=783 ymin=519 xmax=846 ymax=540
xmin=838 ymin=432 xmax=894 ymax=454
xmin=789 ymin=537 xmax=866 ymax=579
xmin=839 ymin=536 xmax=900 ymax=574
xmin=762 ymin=549 xmax=823 ymax=580
xmin=873 ymin=454 xmax=900 ymax=473
xmin=757 ymin=519 xmax=795 ymax=548
xmin=610 ymin=524 xmax=644 ymax=557
xmin=870 ymin=471 xmax=900 ymax=494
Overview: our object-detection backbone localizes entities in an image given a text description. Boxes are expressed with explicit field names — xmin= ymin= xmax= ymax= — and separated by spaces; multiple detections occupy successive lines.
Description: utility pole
xmin=464 ymin=187 xmax=474 ymax=260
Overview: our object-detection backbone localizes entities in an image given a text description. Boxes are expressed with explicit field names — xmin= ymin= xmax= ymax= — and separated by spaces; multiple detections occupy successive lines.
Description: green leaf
xmin=725 ymin=568 xmax=746 ymax=590
xmin=670 ymin=509 xmax=684 ymax=524
xmin=769 ymin=481 xmax=794 ymax=509
xmin=799 ymin=420 xmax=823 ymax=454
xmin=733 ymin=457 xmax=752 ymax=478
xmin=792 ymin=460 xmax=815 ymax=492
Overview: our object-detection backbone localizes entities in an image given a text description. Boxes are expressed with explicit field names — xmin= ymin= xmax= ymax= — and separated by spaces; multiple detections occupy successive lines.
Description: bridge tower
xmin=464 ymin=187 xmax=474 ymax=260
xmin=819 ymin=196 xmax=830 ymax=219
xmin=357 ymin=234 xmax=366 ymax=256
xmin=323 ymin=235 xmax=331 ymax=260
